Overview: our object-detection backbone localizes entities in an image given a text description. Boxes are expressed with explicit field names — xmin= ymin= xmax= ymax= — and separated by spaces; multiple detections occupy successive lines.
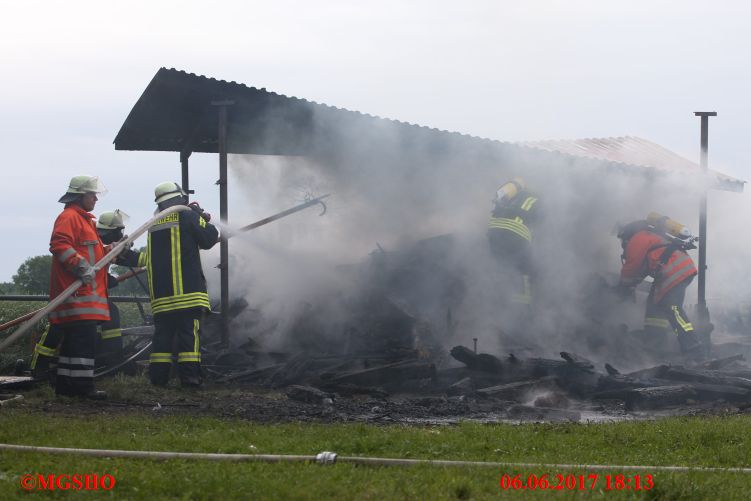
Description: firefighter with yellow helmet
xmin=487 ymin=177 xmax=539 ymax=331
xmin=617 ymin=213 xmax=704 ymax=358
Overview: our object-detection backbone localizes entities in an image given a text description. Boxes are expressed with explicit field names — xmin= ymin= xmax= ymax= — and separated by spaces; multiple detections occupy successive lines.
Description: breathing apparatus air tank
xmin=646 ymin=212 xmax=692 ymax=240
xmin=494 ymin=177 xmax=525 ymax=203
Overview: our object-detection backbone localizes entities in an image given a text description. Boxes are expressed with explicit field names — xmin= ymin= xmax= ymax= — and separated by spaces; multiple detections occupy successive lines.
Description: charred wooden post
xmin=212 ymin=100 xmax=235 ymax=347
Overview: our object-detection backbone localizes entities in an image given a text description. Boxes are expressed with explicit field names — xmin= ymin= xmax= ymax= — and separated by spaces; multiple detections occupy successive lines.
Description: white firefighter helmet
xmin=154 ymin=182 xmax=187 ymax=204
xmin=58 ymin=175 xmax=107 ymax=203
xmin=96 ymin=209 xmax=130 ymax=230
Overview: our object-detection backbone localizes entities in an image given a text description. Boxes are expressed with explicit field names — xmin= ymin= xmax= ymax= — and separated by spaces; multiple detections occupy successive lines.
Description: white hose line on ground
xmin=0 ymin=205 xmax=190 ymax=352
xmin=1 ymin=443 xmax=750 ymax=473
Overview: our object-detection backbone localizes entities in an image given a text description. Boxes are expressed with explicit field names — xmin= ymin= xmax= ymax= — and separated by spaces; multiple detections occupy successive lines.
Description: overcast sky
xmin=0 ymin=0 xmax=748 ymax=282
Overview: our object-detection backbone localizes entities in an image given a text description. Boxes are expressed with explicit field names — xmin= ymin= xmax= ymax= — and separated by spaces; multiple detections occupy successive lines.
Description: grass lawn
xmin=1 ymin=397 xmax=750 ymax=499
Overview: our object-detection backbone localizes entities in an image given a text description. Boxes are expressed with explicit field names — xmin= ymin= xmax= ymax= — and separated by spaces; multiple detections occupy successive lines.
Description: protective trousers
xmin=32 ymin=303 xmax=123 ymax=377
xmin=149 ymin=308 xmax=202 ymax=386
xmin=488 ymin=231 xmax=533 ymax=333
xmin=55 ymin=321 xmax=97 ymax=397
xmin=97 ymin=300 xmax=124 ymax=368
xmin=644 ymin=280 xmax=700 ymax=353
xmin=30 ymin=324 xmax=64 ymax=379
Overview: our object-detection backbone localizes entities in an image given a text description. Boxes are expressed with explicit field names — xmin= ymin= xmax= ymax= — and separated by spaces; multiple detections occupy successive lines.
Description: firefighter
xmin=487 ymin=177 xmax=539 ymax=327
xmin=49 ymin=175 xmax=110 ymax=399
xmin=617 ymin=213 xmax=703 ymax=358
xmin=140 ymin=182 xmax=219 ymax=387
xmin=95 ymin=210 xmax=141 ymax=368
xmin=31 ymin=209 xmax=140 ymax=380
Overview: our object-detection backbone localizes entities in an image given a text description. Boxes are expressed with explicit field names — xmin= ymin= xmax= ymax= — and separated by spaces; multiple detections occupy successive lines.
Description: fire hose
xmin=0 ymin=195 xmax=330 ymax=352
xmin=1 ymin=443 xmax=750 ymax=473
xmin=0 ymin=206 xmax=191 ymax=353
xmin=0 ymin=271 xmax=146 ymax=334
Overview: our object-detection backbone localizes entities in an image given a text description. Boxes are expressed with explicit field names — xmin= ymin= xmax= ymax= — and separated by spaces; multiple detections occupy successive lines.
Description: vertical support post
xmin=693 ymin=111 xmax=716 ymax=326
xmin=180 ymin=150 xmax=192 ymax=200
xmin=213 ymin=100 xmax=234 ymax=347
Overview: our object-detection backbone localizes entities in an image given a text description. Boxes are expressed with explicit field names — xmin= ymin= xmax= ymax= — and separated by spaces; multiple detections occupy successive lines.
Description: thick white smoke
xmin=199 ymin=109 xmax=745 ymax=367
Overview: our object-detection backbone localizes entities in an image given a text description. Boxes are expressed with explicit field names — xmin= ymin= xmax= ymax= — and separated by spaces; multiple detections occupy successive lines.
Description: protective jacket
xmin=139 ymin=209 xmax=219 ymax=315
xmin=49 ymin=204 xmax=110 ymax=324
xmin=487 ymin=190 xmax=538 ymax=242
xmin=620 ymin=229 xmax=697 ymax=303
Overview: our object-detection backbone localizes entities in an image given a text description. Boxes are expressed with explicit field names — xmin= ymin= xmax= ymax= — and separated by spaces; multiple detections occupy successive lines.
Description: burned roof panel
xmin=518 ymin=136 xmax=744 ymax=193
xmin=114 ymin=68 xmax=743 ymax=192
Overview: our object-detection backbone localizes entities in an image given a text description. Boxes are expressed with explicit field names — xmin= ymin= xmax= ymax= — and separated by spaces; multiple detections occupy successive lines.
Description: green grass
xmin=1 ymin=399 xmax=750 ymax=499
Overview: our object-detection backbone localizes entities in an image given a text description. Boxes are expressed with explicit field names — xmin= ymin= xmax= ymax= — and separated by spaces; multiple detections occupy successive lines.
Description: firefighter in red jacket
xmin=617 ymin=213 xmax=702 ymax=356
xmin=49 ymin=175 xmax=110 ymax=399
xmin=31 ymin=210 xmax=140 ymax=380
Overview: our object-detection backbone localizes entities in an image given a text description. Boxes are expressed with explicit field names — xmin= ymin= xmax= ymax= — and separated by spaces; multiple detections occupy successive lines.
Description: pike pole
xmin=229 ymin=194 xmax=330 ymax=236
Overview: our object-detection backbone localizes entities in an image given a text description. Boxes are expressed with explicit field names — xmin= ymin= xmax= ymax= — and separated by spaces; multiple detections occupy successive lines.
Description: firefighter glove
xmin=188 ymin=202 xmax=211 ymax=222
xmin=74 ymin=260 xmax=96 ymax=284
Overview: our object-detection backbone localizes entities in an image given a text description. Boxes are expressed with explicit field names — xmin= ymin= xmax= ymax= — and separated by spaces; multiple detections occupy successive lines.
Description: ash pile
xmin=192 ymin=234 xmax=751 ymax=423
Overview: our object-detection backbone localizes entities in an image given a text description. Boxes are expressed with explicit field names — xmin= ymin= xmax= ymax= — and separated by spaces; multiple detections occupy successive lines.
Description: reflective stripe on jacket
xmin=143 ymin=209 xmax=219 ymax=315
xmin=487 ymin=192 xmax=538 ymax=242
xmin=620 ymin=229 xmax=697 ymax=303
xmin=49 ymin=204 xmax=110 ymax=324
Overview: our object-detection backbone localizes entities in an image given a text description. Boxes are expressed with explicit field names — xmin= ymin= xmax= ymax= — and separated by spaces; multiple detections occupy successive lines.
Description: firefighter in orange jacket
xmin=617 ymin=214 xmax=702 ymax=356
xmin=49 ymin=175 xmax=110 ymax=399
xmin=31 ymin=210 xmax=139 ymax=381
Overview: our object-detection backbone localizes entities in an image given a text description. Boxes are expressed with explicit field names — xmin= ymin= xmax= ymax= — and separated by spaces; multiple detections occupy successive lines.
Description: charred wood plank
xmin=661 ymin=367 xmax=751 ymax=390
xmin=688 ymin=382 xmax=751 ymax=402
xmin=624 ymin=385 xmax=697 ymax=411
xmin=520 ymin=358 xmax=570 ymax=377
xmin=477 ymin=376 xmax=559 ymax=400
xmin=318 ymin=383 xmax=389 ymax=399
xmin=450 ymin=346 xmax=503 ymax=373
xmin=700 ymin=354 xmax=745 ymax=371
xmin=215 ymin=364 xmax=283 ymax=383
xmin=604 ymin=363 xmax=620 ymax=376
xmin=624 ymin=365 xmax=670 ymax=379
xmin=328 ymin=361 xmax=436 ymax=386
xmin=560 ymin=352 xmax=595 ymax=372
xmin=269 ymin=354 xmax=313 ymax=387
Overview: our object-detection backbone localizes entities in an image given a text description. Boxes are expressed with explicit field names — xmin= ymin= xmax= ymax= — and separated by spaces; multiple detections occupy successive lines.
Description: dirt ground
xmin=8 ymin=376 xmax=747 ymax=426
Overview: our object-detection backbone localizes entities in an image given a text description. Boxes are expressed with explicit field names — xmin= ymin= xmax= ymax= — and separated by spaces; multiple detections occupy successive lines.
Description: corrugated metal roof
xmin=114 ymin=67 xmax=493 ymax=156
xmin=517 ymin=136 xmax=742 ymax=190
xmin=114 ymin=68 xmax=743 ymax=192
